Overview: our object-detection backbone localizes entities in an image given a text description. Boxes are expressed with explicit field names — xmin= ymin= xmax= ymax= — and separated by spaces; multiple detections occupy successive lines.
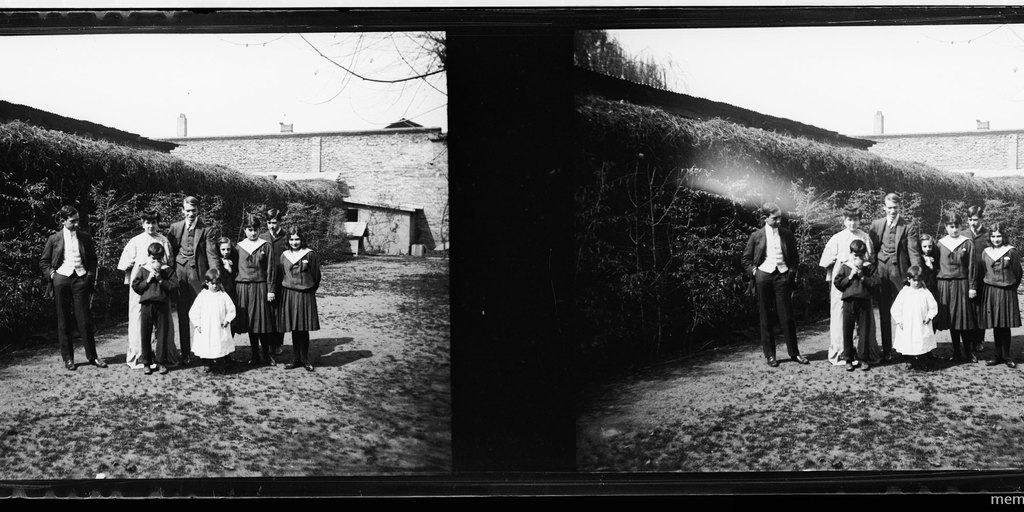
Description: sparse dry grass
xmin=577 ymin=306 xmax=1024 ymax=474
xmin=0 ymin=257 xmax=450 ymax=479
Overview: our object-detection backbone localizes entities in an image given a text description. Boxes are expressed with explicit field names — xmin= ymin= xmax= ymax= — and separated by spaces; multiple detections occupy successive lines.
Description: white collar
xmin=185 ymin=218 xmax=199 ymax=231
xmin=284 ymin=248 xmax=312 ymax=264
xmin=843 ymin=259 xmax=865 ymax=270
xmin=938 ymin=235 xmax=968 ymax=252
xmin=238 ymin=238 xmax=267 ymax=254
xmin=62 ymin=227 xmax=77 ymax=239
xmin=986 ymin=246 xmax=1014 ymax=260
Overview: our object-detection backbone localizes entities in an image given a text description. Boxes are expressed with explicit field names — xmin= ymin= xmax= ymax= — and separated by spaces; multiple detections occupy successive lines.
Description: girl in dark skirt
xmin=234 ymin=214 xmax=278 ymax=366
xmin=279 ymin=226 xmax=321 ymax=372
xmin=980 ymin=222 xmax=1022 ymax=368
xmin=934 ymin=212 xmax=979 ymax=363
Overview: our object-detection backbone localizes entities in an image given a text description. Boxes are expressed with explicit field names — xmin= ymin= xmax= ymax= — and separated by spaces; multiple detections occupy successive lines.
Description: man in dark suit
xmin=39 ymin=205 xmax=106 ymax=371
xmin=167 ymin=196 xmax=220 ymax=365
xmin=868 ymin=192 xmax=923 ymax=361
xmin=961 ymin=205 xmax=988 ymax=354
xmin=741 ymin=203 xmax=807 ymax=368
xmin=260 ymin=208 xmax=289 ymax=357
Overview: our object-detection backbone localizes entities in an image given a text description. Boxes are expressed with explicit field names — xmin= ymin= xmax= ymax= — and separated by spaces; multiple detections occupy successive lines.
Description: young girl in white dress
xmin=189 ymin=268 xmax=237 ymax=374
xmin=891 ymin=265 xmax=939 ymax=369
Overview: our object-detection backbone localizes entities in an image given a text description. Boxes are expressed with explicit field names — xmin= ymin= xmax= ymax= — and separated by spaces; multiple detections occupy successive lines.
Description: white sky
xmin=608 ymin=24 xmax=1024 ymax=137
xmin=0 ymin=32 xmax=447 ymax=139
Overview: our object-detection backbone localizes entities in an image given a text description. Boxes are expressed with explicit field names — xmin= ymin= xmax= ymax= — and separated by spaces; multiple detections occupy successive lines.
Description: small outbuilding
xmin=342 ymin=200 xmax=426 ymax=256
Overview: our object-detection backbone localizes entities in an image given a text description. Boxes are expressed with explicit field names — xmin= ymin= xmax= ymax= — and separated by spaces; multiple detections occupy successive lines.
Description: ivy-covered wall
xmin=0 ymin=121 xmax=350 ymax=341
xmin=575 ymin=95 xmax=1024 ymax=382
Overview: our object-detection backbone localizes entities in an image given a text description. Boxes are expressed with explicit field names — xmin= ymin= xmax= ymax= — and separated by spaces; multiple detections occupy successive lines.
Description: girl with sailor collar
xmin=235 ymin=214 xmax=278 ymax=366
xmin=933 ymin=213 xmax=979 ymax=363
xmin=278 ymin=226 xmax=321 ymax=372
xmin=979 ymin=222 xmax=1022 ymax=368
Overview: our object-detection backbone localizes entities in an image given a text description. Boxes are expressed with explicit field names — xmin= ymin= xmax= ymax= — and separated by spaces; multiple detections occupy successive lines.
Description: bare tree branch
xmin=390 ymin=34 xmax=447 ymax=97
xmin=300 ymin=34 xmax=445 ymax=84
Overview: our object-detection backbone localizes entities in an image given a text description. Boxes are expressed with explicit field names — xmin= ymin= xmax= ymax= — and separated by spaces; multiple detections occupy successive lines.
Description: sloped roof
xmin=345 ymin=198 xmax=422 ymax=213
xmin=0 ymin=99 xmax=177 ymax=153
xmin=574 ymin=67 xmax=874 ymax=151
xmin=343 ymin=221 xmax=369 ymax=238
xmin=385 ymin=118 xmax=423 ymax=129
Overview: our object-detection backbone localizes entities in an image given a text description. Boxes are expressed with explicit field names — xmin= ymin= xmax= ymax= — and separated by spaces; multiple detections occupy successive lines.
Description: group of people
xmin=40 ymin=197 xmax=323 ymax=374
xmin=743 ymin=192 xmax=1022 ymax=371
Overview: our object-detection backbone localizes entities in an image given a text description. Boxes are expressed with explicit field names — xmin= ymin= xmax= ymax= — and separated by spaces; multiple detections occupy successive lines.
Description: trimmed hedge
xmin=575 ymin=95 xmax=1024 ymax=381
xmin=0 ymin=121 xmax=350 ymax=340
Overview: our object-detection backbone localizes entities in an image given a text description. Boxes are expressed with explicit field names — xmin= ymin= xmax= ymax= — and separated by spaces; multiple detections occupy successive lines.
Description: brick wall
xmin=165 ymin=128 xmax=448 ymax=251
xmin=864 ymin=130 xmax=1024 ymax=177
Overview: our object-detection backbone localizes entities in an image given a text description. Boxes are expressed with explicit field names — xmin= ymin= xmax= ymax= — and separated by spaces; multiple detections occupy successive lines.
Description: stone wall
xmin=164 ymin=127 xmax=448 ymax=252
xmin=863 ymin=130 xmax=1024 ymax=178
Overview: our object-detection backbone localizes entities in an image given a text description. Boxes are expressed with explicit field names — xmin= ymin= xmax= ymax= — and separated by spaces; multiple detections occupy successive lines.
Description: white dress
xmin=116 ymin=232 xmax=175 ymax=369
xmin=188 ymin=289 xmax=236 ymax=359
xmin=891 ymin=286 xmax=939 ymax=356
xmin=819 ymin=228 xmax=873 ymax=365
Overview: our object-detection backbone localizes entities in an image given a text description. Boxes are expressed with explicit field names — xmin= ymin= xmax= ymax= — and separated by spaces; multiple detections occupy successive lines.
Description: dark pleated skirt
xmin=266 ymin=293 xmax=284 ymax=333
xmin=969 ymin=285 xmax=985 ymax=331
xmin=279 ymin=288 xmax=320 ymax=332
xmin=982 ymin=285 xmax=1022 ymax=329
xmin=235 ymin=281 xmax=274 ymax=334
xmin=935 ymin=278 xmax=978 ymax=331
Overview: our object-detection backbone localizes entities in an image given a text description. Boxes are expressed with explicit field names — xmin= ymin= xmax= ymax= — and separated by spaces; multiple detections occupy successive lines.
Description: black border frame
xmin=1 ymin=5 xmax=1024 ymax=499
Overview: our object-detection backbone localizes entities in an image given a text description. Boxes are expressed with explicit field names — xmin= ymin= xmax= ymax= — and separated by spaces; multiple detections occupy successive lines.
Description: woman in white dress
xmin=116 ymin=209 xmax=177 ymax=369
xmin=818 ymin=205 xmax=874 ymax=366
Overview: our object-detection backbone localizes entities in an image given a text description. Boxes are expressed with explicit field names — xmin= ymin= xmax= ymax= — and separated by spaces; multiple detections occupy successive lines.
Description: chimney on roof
xmin=873 ymin=111 xmax=884 ymax=135
xmin=977 ymin=120 xmax=990 ymax=130
xmin=177 ymin=114 xmax=187 ymax=137
xmin=279 ymin=122 xmax=293 ymax=133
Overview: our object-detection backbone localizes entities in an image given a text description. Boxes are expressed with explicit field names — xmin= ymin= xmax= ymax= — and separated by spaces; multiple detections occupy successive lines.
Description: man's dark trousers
xmin=53 ymin=273 xmax=97 ymax=363
xmin=754 ymin=268 xmax=798 ymax=360
xmin=876 ymin=261 xmax=902 ymax=356
xmin=175 ymin=263 xmax=202 ymax=357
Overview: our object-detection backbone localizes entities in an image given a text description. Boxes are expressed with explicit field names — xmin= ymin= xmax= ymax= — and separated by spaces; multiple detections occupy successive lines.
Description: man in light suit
xmin=868 ymin=192 xmax=923 ymax=361
xmin=39 ymin=205 xmax=106 ymax=371
xmin=741 ymin=203 xmax=807 ymax=368
xmin=167 ymin=196 xmax=220 ymax=365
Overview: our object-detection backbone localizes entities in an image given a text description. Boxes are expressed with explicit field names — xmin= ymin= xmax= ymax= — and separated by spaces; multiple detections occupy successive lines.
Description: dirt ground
xmin=577 ymin=304 xmax=1024 ymax=475
xmin=0 ymin=256 xmax=450 ymax=480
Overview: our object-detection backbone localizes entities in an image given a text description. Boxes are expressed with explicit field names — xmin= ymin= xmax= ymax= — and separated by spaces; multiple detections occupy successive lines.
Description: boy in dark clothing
xmin=833 ymin=239 xmax=881 ymax=372
xmin=131 ymin=242 xmax=179 ymax=375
